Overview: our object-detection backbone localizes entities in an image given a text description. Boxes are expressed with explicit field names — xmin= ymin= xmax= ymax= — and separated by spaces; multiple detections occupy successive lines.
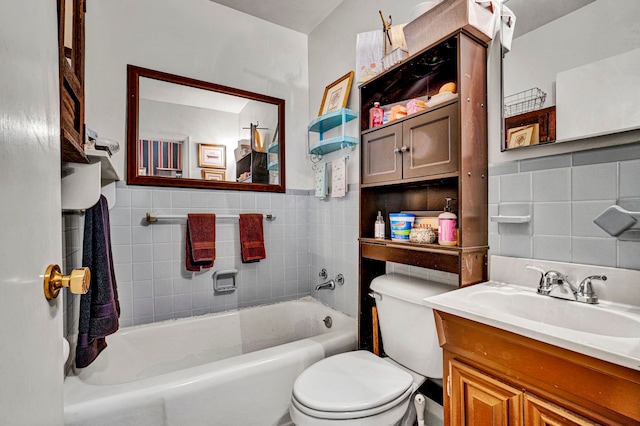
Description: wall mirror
xmin=501 ymin=0 xmax=640 ymax=151
xmin=127 ymin=65 xmax=285 ymax=192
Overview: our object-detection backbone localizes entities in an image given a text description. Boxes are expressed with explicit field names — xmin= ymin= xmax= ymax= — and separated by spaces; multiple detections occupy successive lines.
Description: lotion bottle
xmin=374 ymin=211 xmax=385 ymax=239
xmin=438 ymin=198 xmax=457 ymax=246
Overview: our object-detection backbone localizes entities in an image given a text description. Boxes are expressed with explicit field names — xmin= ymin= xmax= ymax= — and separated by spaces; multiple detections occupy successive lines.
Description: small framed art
xmin=198 ymin=144 xmax=226 ymax=169
xmin=201 ymin=169 xmax=226 ymax=181
xmin=318 ymin=71 xmax=354 ymax=116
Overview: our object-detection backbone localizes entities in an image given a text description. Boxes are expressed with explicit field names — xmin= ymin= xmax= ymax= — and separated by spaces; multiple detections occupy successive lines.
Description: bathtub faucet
xmin=314 ymin=273 xmax=344 ymax=292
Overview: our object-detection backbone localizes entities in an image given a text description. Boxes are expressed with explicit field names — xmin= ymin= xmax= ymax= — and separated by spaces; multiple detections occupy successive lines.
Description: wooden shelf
xmin=357 ymin=31 xmax=488 ymax=352
xmin=360 ymin=238 xmax=487 ymax=285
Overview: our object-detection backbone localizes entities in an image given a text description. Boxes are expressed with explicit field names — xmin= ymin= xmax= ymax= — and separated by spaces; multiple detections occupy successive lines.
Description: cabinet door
xmin=361 ymin=122 xmax=402 ymax=184
xmin=524 ymin=394 xmax=598 ymax=426
xmin=450 ymin=359 xmax=523 ymax=426
xmin=403 ymin=102 xmax=459 ymax=179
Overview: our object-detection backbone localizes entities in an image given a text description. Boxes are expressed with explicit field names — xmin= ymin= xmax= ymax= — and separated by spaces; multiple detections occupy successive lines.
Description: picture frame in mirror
xmin=201 ymin=169 xmax=226 ymax=181
xmin=198 ymin=143 xmax=226 ymax=169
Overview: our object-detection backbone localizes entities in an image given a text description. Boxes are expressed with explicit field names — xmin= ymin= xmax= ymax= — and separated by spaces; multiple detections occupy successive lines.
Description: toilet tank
xmin=370 ymin=273 xmax=454 ymax=378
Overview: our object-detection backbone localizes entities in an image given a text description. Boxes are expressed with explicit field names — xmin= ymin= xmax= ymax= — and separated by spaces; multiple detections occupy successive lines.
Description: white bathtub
xmin=64 ymin=297 xmax=357 ymax=426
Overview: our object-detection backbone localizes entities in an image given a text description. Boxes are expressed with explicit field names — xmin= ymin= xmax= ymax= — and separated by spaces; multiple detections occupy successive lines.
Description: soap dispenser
xmin=438 ymin=198 xmax=457 ymax=246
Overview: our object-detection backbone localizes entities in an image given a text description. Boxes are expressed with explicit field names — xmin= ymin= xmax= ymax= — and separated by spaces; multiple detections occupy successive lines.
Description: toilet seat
xmin=291 ymin=351 xmax=416 ymax=421
xmin=291 ymin=385 xmax=413 ymax=420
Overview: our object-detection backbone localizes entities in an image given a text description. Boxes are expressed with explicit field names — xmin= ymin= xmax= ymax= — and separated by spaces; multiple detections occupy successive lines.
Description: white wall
xmin=85 ymin=0 xmax=310 ymax=189
xmin=307 ymin=1 xmax=426 ymax=313
xmin=308 ymin=0 xmax=422 ymax=184
xmin=139 ymin=99 xmax=239 ymax=179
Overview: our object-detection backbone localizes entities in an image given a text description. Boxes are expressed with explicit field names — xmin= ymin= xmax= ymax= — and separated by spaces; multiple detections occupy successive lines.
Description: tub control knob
xmin=43 ymin=264 xmax=90 ymax=300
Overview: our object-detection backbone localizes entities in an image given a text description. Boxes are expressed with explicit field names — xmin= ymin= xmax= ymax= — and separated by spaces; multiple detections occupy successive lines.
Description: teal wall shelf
xmin=308 ymin=108 xmax=358 ymax=160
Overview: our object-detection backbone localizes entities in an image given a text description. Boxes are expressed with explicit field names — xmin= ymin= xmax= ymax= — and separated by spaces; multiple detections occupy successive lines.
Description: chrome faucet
xmin=314 ymin=271 xmax=345 ymax=292
xmin=526 ymin=265 xmax=606 ymax=304
xmin=315 ymin=279 xmax=336 ymax=292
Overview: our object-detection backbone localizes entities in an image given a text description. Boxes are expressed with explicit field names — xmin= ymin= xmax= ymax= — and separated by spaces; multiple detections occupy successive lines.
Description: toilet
xmin=290 ymin=273 xmax=452 ymax=425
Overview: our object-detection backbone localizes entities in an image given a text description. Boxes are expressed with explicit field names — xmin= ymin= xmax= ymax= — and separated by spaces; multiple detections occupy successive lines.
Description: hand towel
xmin=186 ymin=214 xmax=216 ymax=272
xmin=331 ymin=157 xmax=348 ymax=198
xmin=76 ymin=195 xmax=120 ymax=368
xmin=239 ymin=214 xmax=266 ymax=263
xmin=314 ymin=163 xmax=328 ymax=199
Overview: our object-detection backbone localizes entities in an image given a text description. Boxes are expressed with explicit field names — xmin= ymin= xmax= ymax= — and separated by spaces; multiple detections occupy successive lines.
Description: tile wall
xmin=105 ymin=182 xmax=314 ymax=327
xmin=308 ymin=185 xmax=360 ymax=318
xmin=489 ymin=140 xmax=640 ymax=269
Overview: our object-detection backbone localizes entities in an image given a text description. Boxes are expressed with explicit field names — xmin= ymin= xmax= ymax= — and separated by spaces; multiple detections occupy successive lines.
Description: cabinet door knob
xmin=394 ymin=147 xmax=401 ymax=154
xmin=401 ymin=145 xmax=410 ymax=153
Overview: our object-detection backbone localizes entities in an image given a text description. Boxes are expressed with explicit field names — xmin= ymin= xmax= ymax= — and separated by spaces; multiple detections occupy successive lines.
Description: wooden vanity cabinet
xmin=437 ymin=311 xmax=640 ymax=425
xmin=358 ymin=31 xmax=488 ymax=351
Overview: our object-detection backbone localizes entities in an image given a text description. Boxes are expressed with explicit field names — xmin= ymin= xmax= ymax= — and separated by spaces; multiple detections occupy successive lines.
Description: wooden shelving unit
xmin=358 ymin=31 xmax=488 ymax=351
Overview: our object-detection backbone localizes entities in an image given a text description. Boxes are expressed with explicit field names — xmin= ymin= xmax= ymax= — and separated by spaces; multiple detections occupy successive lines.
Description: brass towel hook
xmin=43 ymin=264 xmax=90 ymax=300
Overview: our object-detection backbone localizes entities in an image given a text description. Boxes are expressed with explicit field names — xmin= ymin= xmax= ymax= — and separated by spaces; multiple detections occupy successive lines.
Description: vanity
xmin=424 ymin=257 xmax=640 ymax=425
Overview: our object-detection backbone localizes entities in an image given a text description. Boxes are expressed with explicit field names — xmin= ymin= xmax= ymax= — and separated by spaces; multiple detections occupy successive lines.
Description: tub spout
xmin=314 ymin=274 xmax=344 ymax=292
xmin=315 ymin=279 xmax=335 ymax=292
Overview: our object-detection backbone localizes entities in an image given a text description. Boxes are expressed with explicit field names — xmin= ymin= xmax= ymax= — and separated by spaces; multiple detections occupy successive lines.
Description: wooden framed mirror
xmin=126 ymin=65 xmax=285 ymax=192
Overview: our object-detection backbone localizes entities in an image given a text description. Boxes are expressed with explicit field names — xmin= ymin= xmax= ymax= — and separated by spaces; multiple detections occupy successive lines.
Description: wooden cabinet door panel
xmin=361 ymin=123 xmax=402 ymax=184
xmin=524 ymin=394 xmax=598 ymax=426
xmin=403 ymin=103 xmax=459 ymax=179
xmin=450 ymin=359 xmax=523 ymax=426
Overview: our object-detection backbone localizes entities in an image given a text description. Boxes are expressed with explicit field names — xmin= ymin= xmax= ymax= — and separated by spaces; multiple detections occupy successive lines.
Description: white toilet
xmin=290 ymin=273 xmax=452 ymax=425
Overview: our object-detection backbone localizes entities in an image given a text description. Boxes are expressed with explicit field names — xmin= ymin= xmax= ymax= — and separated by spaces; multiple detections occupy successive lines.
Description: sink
xmin=423 ymin=282 xmax=640 ymax=371
xmin=472 ymin=290 xmax=640 ymax=338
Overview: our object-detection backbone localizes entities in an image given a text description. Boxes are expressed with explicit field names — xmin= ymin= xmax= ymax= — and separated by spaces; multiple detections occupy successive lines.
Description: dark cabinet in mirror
xmin=127 ymin=65 xmax=285 ymax=192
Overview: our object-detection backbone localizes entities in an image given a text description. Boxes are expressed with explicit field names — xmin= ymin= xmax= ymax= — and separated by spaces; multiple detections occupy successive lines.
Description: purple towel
xmin=76 ymin=195 xmax=120 ymax=368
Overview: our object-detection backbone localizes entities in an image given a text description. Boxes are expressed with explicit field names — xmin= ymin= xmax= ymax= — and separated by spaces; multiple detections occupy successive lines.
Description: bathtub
xmin=64 ymin=297 xmax=357 ymax=426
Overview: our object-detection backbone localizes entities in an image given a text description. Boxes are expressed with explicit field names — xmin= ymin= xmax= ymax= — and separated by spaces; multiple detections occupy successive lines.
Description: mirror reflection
xmin=501 ymin=0 xmax=640 ymax=151
xmin=127 ymin=65 xmax=285 ymax=192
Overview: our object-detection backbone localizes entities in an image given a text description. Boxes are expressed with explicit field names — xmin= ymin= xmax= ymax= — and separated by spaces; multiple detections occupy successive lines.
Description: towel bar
xmin=145 ymin=212 xmax=276 ymax=223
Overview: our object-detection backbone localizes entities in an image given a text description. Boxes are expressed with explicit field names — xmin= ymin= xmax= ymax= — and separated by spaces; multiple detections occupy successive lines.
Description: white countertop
xmin=423 ymin=281 xmax=640 ymax=371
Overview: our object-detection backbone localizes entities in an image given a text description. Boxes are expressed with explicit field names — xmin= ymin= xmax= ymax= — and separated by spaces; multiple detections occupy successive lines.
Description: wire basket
xmin=503 ymin=87 xmax=547 ymax=117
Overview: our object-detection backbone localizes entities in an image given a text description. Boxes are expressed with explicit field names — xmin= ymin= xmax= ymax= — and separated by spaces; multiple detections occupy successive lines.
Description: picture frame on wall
xmin=201 ymin=169 xmax=226 ymax=181
xmin=506 ymin=124 xmax=536 ymax=149
xmin=318 ymin=71 xmax=354 ymax=116
xmin=198 ymin=143 xmax=226 ymax=169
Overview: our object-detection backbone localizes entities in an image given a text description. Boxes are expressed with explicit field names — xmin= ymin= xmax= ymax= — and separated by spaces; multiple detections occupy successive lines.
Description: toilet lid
xmin=292 ymin=351 xmax=414 ymax=413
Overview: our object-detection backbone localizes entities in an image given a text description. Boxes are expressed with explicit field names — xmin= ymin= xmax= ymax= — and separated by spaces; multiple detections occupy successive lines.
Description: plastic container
xmin=389 ymin=213 xmax=416 ymax=241
xmin=374 ymin=210 xmax=385 ymax=239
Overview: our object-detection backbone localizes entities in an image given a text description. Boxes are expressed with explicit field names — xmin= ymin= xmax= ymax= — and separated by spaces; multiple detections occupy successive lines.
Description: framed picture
xmin=506 ymin=125 xmax=535 ymax=149
xmin=318 ymin=71 xmax=354 ymax=116
xmin=201 ymin=169 xmax=226 ymax=181
xmin=198 ymin=144 xmax=226 ymax=169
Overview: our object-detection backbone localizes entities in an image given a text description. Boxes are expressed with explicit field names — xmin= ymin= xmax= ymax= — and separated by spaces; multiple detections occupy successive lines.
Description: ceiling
xmin=505 ymin=0 xmax=595 ymax=38
xmin=208 ymin=0 xmax=345 ymax=34
xmin=209 ymin=0 xmax=596 ymax=38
